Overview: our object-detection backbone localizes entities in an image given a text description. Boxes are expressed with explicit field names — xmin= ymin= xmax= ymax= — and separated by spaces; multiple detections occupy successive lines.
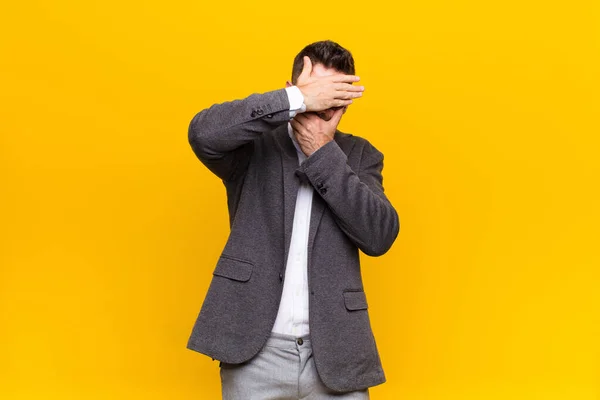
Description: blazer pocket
xmin=212 ymin=255 xmax=254 ymax=282
xmin=343 ymin=289 xmax=368 ymax=311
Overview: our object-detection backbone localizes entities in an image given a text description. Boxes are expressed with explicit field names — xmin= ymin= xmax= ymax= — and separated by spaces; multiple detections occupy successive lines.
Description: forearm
xmin=188 ymin=88 xmax=292 ymax=156
xmin=188 ymin=87 xmax=307 ymax=181
xmin=298 ymin=141 xmax=400 ymax=256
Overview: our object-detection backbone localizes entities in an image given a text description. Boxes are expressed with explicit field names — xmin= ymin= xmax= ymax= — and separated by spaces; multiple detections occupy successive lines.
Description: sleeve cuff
xmin=298 ymin=139 xmax=348 ymax=191
xmin=285 ymin=86 xmax=307 ymax=118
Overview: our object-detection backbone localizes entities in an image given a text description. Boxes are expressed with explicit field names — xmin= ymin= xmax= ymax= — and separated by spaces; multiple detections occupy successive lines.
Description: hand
xmin=295 ymin=56 xmax=364 ymax=112
xmin=290 ymin=108 xmax=345 ymax=156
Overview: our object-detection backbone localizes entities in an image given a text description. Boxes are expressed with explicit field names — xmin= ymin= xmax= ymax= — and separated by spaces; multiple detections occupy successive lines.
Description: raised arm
xmin=188 ymin=57 xmax=364 ymax=182
xmin=187 ymin=88 xmax=293 ymax=182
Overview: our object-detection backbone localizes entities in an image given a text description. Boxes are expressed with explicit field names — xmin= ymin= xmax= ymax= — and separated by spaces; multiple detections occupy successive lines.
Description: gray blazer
xmin=186 ymin=88 xmax=400 ymax=393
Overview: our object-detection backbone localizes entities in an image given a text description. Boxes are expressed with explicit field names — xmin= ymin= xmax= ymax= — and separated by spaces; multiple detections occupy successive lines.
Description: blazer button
xmin=251 ymin=111 xmax=256 ymax=118
xmin=297 ymin=338 xmax=304 ymax=345
xmin=320 ymin=187 xmax=327 ymax=195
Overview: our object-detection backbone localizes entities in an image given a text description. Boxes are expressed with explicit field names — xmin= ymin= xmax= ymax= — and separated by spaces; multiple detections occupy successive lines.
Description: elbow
xmin=188 ymin=111 xmax=204 ymax=147
xmin=188 ymin=111 xmax=218 ymax=158
xmin=361 ymin=241 xmax=392 ymax=257
xmin=362 ymin=209 xmax=400 ymax=257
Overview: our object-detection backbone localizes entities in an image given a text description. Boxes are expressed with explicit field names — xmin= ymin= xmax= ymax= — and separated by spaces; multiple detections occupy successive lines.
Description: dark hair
xmin=291 ymin=40 xmax=355 ymax=84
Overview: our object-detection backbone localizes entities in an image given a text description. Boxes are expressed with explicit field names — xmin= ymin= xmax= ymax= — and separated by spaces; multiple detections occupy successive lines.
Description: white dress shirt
xmin=270 ymin=86 xmax=313 ymax=337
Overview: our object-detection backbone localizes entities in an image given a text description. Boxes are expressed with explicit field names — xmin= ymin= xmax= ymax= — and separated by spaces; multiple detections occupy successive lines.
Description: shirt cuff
xmin=285 ymin=86 xmax=307 ymax=118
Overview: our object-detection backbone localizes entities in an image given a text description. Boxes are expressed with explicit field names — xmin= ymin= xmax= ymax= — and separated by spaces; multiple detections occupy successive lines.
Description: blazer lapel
xmin=275 ymin=123 xmax=301 ymax=267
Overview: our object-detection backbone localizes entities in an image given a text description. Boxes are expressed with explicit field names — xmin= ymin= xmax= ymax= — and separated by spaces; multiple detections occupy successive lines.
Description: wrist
xmin=308 ymin=137 xmax=333 ymax=156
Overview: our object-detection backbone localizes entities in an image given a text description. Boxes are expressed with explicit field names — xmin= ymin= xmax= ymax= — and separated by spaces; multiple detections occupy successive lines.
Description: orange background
xmin=1 ymin=0 xmax=599 ymax=398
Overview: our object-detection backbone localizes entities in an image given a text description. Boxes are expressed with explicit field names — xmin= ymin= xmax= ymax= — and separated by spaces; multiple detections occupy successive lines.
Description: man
xmin=186 ymin=40 xmax=400 ymax=399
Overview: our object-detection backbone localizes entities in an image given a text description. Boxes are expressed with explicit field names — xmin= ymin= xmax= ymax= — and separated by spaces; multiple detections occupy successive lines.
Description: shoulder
xmin=336 ymin=130 xmax=384 ymax=161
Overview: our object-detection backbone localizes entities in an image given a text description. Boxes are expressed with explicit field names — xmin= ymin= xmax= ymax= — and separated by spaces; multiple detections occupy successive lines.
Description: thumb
xmin=327 ymin=107 xmax=344 ymax=130
xmin=297 ymin=56 xmax=312 ymax=83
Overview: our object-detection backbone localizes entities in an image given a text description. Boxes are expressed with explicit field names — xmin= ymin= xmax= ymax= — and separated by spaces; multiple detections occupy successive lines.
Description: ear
xmin=285 ymin=80 xmax=293 ymax=88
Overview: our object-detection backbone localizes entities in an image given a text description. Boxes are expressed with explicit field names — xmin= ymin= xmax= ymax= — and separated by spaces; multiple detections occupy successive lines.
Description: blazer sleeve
xmin=298 ymin=138 xmax=400 ymax=256
xmin=188 ymin=88 xmax=291 ymax=182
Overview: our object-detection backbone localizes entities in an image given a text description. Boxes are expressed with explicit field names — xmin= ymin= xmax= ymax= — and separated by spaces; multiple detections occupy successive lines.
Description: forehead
xmin=310 ymin=63 xmax=345 ymax=78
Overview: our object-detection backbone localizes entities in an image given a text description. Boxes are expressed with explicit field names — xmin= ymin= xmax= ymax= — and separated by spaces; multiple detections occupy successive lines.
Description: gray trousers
xmin=219 ymin=331 xmax=370 ymax=399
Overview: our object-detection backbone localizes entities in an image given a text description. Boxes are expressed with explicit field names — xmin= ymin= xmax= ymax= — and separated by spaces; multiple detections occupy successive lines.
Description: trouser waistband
xmin=267 ymin=331 xmax=311 ymax=348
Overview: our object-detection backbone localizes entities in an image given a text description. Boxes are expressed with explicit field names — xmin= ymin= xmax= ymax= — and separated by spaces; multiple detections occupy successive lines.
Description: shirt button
xmin=297 ymin=338 xmax=303 ymax=345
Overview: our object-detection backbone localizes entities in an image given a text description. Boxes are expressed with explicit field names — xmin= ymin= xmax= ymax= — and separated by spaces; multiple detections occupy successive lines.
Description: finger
xmin=334 ymin=91 xmax=364 ymax=100
xmin=298 ymin=56 xmax=313 ymax=82
xmin=331 ymin=74 xmax=361 ymax=83
xmin=334 ymin=83 xmax=365 ymax=92
xmin=329 ymin=99 xmax=354 ymax=107
xmin=294 ymin=112 xmax=309 ymax=121
xmin=302 ymin=112 xmax=320 ymax=120
xmin=292 ymin=113 xmax=309 ymax=127
xmin=290 ymin=118 xmax=307 ymax=132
